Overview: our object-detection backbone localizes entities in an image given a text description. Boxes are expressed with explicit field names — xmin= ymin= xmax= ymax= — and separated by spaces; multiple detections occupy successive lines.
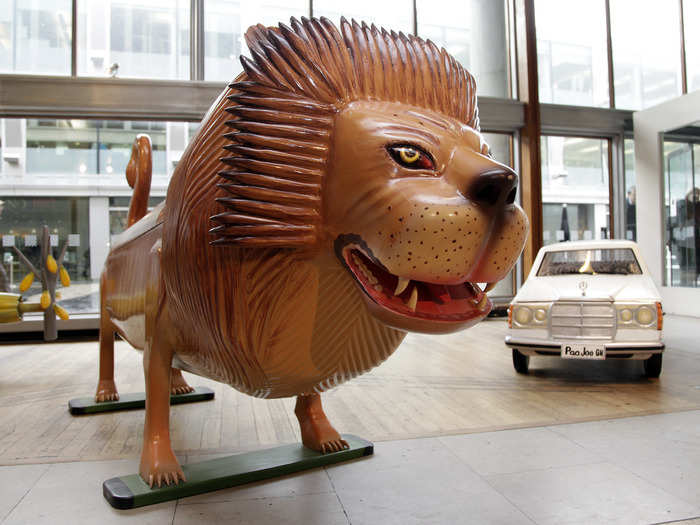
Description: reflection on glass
xmin=624 ymin=138 xmax=636 ymax=241
xmin=313 ymin=0 xmax=413 ymax=36
xmin=108 ymin=196 xmax=166 ymax=246
xmin=664 ymin=140 xmax=699 ymax=287
xmin=416 ymin=0 xmax=507 ymax=98
xmin=684 ymin=0 xmax=700 ymax=93
xmin=610 ymin=0 xmax=682 ymax=110
xmin=535 ymin=0 xmax=608 ymax=107
xmin=77 ymin=0 xmax=189 ymax=79
xmin=0 ymin=197 xmax=96 ymax=313
xmin=0 ymin=0 xmax=72 ymax=75
xmin=204 ymin=0 xmax=307 ymax=82
xmin=541 ymin=136 xmax=610 ymax=245
xmin=25 ymin=120 xmax=167 ymax=175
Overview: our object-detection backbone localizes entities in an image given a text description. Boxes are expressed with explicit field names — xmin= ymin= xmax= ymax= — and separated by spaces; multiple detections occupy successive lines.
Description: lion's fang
xmin=395 ymin=277 xmax=410 ymax=296
xmin=406 ymin=286 xmax=418 ymax=312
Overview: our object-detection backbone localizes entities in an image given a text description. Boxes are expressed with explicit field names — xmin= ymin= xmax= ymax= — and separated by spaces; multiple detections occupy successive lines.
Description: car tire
xmin=512 ymin=349 xmax=529 ymax=374
xmin=643 ymin=353 xmax=662 ymax=378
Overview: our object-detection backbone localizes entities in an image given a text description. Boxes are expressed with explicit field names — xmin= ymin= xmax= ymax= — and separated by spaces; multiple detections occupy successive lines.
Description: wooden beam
xmin=513 ymin=0 xmax=542 ymax=277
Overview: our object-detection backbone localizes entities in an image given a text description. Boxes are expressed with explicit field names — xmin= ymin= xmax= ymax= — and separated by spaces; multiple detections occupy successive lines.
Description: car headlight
xmin=636 ymin=306 xmax=654 ymax=325
xmin=510 ymin=303 xmax=549 ymax=328
xmin=620 ymin=308 xmax=633 ymax=322
xmin=514 ymin=306 xmax=532 ymax=325
xmin=616 ymin=303 xmax=661 ymax=329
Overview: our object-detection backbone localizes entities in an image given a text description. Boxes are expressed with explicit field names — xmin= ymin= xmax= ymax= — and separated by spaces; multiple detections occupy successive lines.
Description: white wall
xmin=633 ymin=89 xmax=700 ymax=317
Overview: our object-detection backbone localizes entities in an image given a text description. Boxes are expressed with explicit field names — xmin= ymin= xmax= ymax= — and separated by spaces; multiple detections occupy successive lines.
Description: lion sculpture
xmin=98 ymin=17 xmax=529 ymax=487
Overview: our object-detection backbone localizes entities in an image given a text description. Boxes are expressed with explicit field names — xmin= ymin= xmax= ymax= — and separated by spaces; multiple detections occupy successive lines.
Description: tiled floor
xmin=2 ymin=410 xmax=700 ymax=524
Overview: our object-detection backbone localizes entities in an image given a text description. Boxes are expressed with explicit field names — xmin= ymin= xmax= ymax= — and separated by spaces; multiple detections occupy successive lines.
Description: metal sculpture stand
xmin=103 ymin=434 xmax=372 ymax=509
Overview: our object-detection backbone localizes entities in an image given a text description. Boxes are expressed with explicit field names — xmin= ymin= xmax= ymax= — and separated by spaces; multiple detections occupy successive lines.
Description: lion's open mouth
xmin=342 ymin=247 xmax=493 ymax=321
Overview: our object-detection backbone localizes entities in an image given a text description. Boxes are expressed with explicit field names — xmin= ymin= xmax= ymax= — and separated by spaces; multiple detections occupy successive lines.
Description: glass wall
xmin=684 ymin=0 xmax=700 ymax=93
xmin=483 ymin=132 xmax=517 ymax=298
xmin=664 ymin=140 xmax=699 ymax=287
xmin=541 ymin=136 xmax=610 ymax=244
xmin=0 ymin=118 xmax=194 ymax=314
xmin=623 ymin=138 xmax=636 ymax=241
xmin=416 ymin=0 xmax=508 ymax=98
xmin=0 ymin=0 xmax=72 ymax=75
xmin=0 ymin=197 xmax=94 ymax=310
xmin=313 ymin=0 xmax=413 ymax=35
xmin=109 ymin=196 xmax=165 ymax=241
xmin=77 ymin=0 xmax=189 ymax=79
xmin=25 ymin=120 xmax=167 ymax=176
xmin=610 ymin=0 xmax=682 ymax=110
xmin=203 ymin=0 xmax=307 ymax=82
xmin=535 ymin=0 xmax=609 ymax=107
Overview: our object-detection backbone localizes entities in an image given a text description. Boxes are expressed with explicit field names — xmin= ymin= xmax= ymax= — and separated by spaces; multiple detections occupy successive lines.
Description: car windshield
xmin=537 ymin=248 xmax=642 ymax=276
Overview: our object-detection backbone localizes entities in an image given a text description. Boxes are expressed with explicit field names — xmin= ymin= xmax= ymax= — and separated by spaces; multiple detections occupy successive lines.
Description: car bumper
xmin=505 ymin=335 xmax=665 ymax=359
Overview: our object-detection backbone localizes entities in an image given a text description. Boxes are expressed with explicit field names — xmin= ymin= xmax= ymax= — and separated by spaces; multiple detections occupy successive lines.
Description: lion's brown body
xmin=96 ymin=17 xmax=528 ymax=486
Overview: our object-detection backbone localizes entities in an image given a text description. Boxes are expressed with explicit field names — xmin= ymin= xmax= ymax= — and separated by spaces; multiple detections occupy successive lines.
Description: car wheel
xmin=512 ymin=349 xmax=529 ymax=374
xmin=643 ymin=353 xmax=662 ymax=378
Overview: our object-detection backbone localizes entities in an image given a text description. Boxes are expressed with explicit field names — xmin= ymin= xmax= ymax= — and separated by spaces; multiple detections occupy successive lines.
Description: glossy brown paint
xmin=98 ymin=17 xmax=528 ymax=487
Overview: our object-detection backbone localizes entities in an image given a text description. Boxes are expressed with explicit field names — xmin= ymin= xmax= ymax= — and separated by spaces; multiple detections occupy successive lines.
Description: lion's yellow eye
xmin=399 ymin=148 xmax=420 ymax=163
xmin=387 ymin=144 xmax=435 ymax=170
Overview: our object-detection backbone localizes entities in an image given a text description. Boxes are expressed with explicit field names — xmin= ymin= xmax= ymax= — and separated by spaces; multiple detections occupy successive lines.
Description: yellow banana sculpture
xmin=54 ymin=304 xmax=69 ymax=320
xmin=40 ymin=290 xmax=51 ymax=310
xmin=59 ymin=266 xmax=71 ymax=287
xmin=46 ymin=255 xmax=58 ymax=274
xmin=19 ymin=273 xmax=34 ymax=292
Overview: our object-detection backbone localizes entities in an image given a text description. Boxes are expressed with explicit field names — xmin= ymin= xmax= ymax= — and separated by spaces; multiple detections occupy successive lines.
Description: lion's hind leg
xmin=95 ymin=276 xmax=119 ymax=402
xmin=170 ymin=368 xmax=194 ymax=395
xmin=295 ymin=393 xmax=349 ymax=453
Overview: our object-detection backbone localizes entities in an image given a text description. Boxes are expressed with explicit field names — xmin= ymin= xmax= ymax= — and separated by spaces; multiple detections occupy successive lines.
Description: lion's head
xmin=210 ymin=17 xmax=528 ymax=335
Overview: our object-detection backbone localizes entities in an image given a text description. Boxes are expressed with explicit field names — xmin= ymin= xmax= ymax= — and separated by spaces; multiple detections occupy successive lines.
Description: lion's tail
xmin=125 ymin=134 xmax=153 ymax=228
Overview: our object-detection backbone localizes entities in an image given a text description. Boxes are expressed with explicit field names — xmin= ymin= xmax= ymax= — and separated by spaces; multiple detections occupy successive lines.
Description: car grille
xmin=550 ymin=301 xmax=616 ymax=340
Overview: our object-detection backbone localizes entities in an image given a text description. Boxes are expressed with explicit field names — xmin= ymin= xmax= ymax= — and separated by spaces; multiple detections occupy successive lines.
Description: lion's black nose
xmin=467 ymin=167 xmax=518 ymax=207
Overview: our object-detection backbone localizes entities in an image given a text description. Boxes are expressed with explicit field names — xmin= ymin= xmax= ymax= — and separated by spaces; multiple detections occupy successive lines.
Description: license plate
xmin=561 ymin=343 xmax=606 ymax=360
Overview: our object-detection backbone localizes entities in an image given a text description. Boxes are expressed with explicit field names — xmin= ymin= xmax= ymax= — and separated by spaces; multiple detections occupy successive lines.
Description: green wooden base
xmin=103 ymin=434 xmax=373 ymax=509
xmin=68 ymin=387 xmax=215 ymax=415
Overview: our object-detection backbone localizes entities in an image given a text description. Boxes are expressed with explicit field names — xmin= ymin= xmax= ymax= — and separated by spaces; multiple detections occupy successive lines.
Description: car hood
xmin=513 ymin=274 xmax=662 ymax=303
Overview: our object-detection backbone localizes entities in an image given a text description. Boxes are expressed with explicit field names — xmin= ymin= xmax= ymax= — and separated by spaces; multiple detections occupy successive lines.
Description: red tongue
xmin=424 ymin=282 xmax=451 ymax=303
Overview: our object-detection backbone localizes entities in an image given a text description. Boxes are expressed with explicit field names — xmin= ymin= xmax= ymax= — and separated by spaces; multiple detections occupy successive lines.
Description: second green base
xmin=103 ymin=434 xmax=373 ymax=509
xmin=68 ymin=386 xmax=215 ymax=415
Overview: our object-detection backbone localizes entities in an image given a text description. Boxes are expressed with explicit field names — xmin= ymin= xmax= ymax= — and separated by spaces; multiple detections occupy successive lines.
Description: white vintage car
xmin=505 ymin=240 xmax=664 ymax=377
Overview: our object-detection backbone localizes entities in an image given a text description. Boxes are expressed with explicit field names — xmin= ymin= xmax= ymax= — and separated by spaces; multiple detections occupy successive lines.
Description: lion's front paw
xmin=95 ymin=379 xmax=119 ymax=402
xmin=139 ymin=445 xmax=186 ymax=488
